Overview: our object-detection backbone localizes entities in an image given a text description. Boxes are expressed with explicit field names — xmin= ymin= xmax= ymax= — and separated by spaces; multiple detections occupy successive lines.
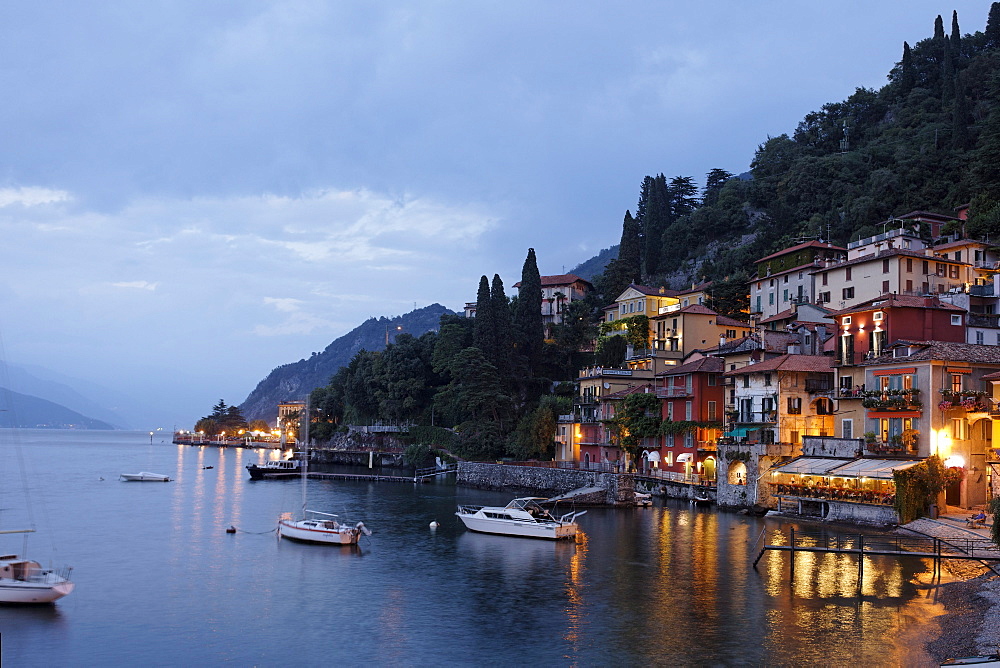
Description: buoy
xmin=429 ymin=521 xmax=440 ymax=529
xmin=226 ymin=526 xmax=236 ymax=534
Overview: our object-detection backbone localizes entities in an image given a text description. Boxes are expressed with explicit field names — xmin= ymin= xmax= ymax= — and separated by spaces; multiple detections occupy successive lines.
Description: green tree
xmin=706 ymin=272 xmax=751 ymax=319
xmin=513 ymin=248 xmax=544 ymax=376
xmin=248 ymin=419 xmax=270 ymax=433
xmin=194 ymin=418 xmax=218 ymax=435
xmin=472 ymin=275 xmax=492 ymax=354
xmin=703 ymin=168 xmax=734 ymax=206
xmin=988 ymin=3 xmax=1000 ymax=48
xmin=608 ymin=392 xmax=661 ymax=463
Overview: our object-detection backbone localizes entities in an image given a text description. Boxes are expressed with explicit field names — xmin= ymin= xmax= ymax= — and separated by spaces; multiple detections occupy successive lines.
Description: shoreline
xmin=918 ymin=560 xmax=1000 ymax=665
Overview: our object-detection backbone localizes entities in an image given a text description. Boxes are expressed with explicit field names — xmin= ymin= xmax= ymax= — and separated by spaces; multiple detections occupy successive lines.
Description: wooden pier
xmin=753 ymin=528 xmax=1000 ymax=585
xmin=252 ymin=464 xmax=457 ymax=484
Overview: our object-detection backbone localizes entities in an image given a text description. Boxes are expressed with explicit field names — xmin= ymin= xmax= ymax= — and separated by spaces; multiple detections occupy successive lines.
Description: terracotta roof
xmin=657 ymin=356 xmax=724 ymax=377
xmin=755 ymin=241 xmax=846 ymax=264
xmin=723 ymin=354 xmax=833 ymax=376
xmin=602 ymin=383 xmax=656 ymax=400
xmin=827 ymin=293 xmax=965 ymax=317
xmin=718 ymin=315 xmax=752 ymax=328
xmin=708 ymin=331 xmax=796 ymax=356
xmin=751 ymin=261 xmax=824 ymax=281
xmin=860 ymin=341 xmax=1000 ymax=365
xmin=677 ymin=304 xmax=717 ymax=316
xmin=898 ymin=210 xmax=959 ymax=223
xmin=758 ymin=308 xmax=795 ymax=324
xmin=627 ymin=283 xmax=681 ymax=297
xmin=931 ymin=238 xmax=988 ymax=252
xmin=982 ymin=370 xmax=1000 ymax=380
xmin=515 ymin=273 xmax=593 ymax=289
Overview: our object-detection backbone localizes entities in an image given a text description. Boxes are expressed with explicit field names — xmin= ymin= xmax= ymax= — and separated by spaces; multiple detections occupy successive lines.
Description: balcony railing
xmin=969 ymin=314 xmax=1000 ymax=328
xmin=805 ymin=379 xmax=834 ymax=393
xmin=860 ymin=388 xmax=923 ymax=411
xmin=656 ymin=386 xmax=693 ymax=398
xmin=735 ymin=412 xmax=776 ymax=424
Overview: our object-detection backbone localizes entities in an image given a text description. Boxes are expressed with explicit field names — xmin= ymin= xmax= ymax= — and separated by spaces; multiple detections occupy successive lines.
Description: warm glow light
xmin=933 ymin=429 xmax=952 ymax=457
xmin=943 ymin=455 xmax=966 ymax=468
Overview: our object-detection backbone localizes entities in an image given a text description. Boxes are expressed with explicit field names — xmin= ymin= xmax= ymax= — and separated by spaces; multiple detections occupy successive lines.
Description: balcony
xmin=805 ymin=379 xmax=834 ymax=394
xmin=860 ymin=389 xmax=922 ymax=412
xmin=938 ymin=389 xmax=992 ymax=413
xmin=735 ymin=411 xmax=776 ymax=424
xmin=838 ymin=387 xmax=864 ymax=399
xmin=969 ymin=314 xmax=1000 ymax=329
xmin=656 ymin=386 xmax=693 ymax=398
xmin=970 ymin=284 xmax=996 ymax=297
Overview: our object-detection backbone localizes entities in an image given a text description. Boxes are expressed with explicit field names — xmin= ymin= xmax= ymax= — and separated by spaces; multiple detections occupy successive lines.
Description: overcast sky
xmin=0 ymin=2 xmax=984 ymax=428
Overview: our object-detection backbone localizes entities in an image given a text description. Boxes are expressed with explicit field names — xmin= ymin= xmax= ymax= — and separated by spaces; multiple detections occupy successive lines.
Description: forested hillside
xmin=239 ymin=304 xmax=453 ymax=422
xmin=596 ymin=5 xmax=1000 ymax=306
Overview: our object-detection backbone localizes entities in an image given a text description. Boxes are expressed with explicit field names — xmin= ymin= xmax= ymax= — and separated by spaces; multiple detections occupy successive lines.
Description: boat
xmin=941 ymin=657 xmax=1000 ymax=666
xmin=119 ymin=471 xmax=170 ymax=482
xmin=635 ymin=492 xmax=653 ymax=506
xmin=246 ymin=458 xmax=302 ymax=480
xmin=0 ymin=554 xmax=74 ymax=604
xmin=455 ymin=497 xmax=586 ymax=540
xmin=278 ymin=510 xmax=371 ymax=545
xmin=276 ymin=401 xmax=371 ymax=546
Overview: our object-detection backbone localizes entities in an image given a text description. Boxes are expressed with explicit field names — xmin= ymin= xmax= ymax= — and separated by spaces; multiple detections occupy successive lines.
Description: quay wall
xmin=457 ymin=463 xmax=635 ymax=506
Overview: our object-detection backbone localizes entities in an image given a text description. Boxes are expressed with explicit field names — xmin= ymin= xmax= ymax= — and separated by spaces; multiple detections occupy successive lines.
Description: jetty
xmin=250 ymin=464 xmax=457 ymax=483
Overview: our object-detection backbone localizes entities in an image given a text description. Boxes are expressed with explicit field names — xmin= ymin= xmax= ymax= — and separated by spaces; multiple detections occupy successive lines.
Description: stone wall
xmin=457 ymin=462 xmax=635 ymax=506
xmin=802 ymin=436 xmax=863 ymax=458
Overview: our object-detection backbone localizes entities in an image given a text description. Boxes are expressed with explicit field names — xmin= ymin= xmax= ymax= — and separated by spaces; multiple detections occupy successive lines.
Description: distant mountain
xmin=569 ymin=246 xmax=617 ymax=282
xmin=0 ymin=386 xmax=115 ymax=429
xmin=240 ymin=304 xmax=454 ymax=423
xmin=5 ymin=364 xmax=137 ymax=428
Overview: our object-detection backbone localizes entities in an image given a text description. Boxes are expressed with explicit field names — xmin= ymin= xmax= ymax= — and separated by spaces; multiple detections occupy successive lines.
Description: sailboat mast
xmin=300 ymin=398 xmax=310 ymax=515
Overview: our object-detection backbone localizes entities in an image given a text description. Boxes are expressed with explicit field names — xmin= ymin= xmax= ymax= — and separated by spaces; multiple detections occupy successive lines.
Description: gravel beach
xmin=923 ymin=561 xmax=1000 ymax=665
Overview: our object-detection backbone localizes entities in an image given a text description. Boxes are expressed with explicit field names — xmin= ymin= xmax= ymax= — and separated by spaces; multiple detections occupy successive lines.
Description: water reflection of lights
xmin=564 ymin=531 xmax=587 ymax=649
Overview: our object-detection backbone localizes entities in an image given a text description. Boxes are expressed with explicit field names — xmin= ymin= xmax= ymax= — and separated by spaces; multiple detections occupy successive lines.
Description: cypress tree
xmin=950 ymin=10 xmax=961 ymax=57
xmin=988 ymin=3 xmax=1000 ymax=49
xmin=943 ymin=41 xmax=955 ymax=101
xmin=642 ymin=174 xmax=669 ymax=277
xmin=490 ymin=273 xmax=512 ymax=381
xmin=934 ymin=14 xmax=944 ymax=41
xmin=953 ymin=75 xmax=971 ymax=151
xmin=513 ymin=248 xmax=544 ymax=375
xmin=899 ymin=42 xmax=915 ymax=96
xmin=473 ymin=275 xmax=492 ymax=353
xmin=617 ymin=211 xmax=642 ymax=286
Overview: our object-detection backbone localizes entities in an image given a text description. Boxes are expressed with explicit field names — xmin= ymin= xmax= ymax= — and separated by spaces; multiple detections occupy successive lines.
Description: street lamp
xmin=385 ymin=324 xmax=403 ymax=345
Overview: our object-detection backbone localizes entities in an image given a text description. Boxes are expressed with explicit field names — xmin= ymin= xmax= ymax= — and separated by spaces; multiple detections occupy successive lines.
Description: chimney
xmin=719 ymin=335 xmax=727 ymax=347
xmin=659 ymin=287 xmax=665 ymax=295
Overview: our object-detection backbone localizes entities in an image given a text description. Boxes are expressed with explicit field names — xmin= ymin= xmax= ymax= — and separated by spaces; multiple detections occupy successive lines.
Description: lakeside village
xmin=177 ymin=209 xmax=1000 ymax=530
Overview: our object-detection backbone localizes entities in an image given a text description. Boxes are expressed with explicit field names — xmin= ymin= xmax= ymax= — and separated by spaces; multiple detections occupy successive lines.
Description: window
xmin=882 ymin=280 xmax=890 ymax=293
xmin=783 ymin=289 xmax=788 ymax=302
xmin=922 ymin=260 xmax=929 ymax=274
xmin=906 ymin=279 xmax=913 ymax=292
xmin=952 ymin=418 xmax=968 ymax=440
xmin=955 ymin=251 xmax=962 ymax=262
xmin=764 ymin=373 xmax=772 ymax=386
xmin=743 ymin=375 xmax=750 ymax=388
xmin=882 ymin=259 xmax=890 ymax=273
xmin=950 ymin=265 xmax=959 ymax=279
xmin=685 ymin=401 xmax=692 ymax=421
xmin=842 ymin=316 xmax=852 ymax=326
xmin=783 ymin=275 xmax=789 ymax=283
xmin=843 ymin=287 xmax=855 ymax=300
xmin=822 ymin=272 xmax=828 ymax=286
xmin=787 ymin=396 xmax=802 ymax=414
xmin=977 ymin=331 xmax=984 ymax=345
xmin=708 ymin=374 xmax=717 ymax=386
xmin=846 ymin=267 xmax=852 ymax=281
xmin=951 ymin=374 xmax=963 ymax=393
xmin=936 ymin=262 xmax=946 ymax=276
xmin=842 ymin=419 xmax=853 ymax=439
xmin=755 ymin=296 xmax=761 ymax=312
xmin=819 ymin=291 xmax=831 ymax=303
xmin=873 ymin=311 xmax=883 ymax=321
xmin=707 ymin=401 xmax=717 ymax=421
xmin=951 ymin=314 xmax=962 ymax=326
xmin=666 ymin=403 xmax=674 ymax=421
xmin=906 ymin=258 xmax=913 ymax=272
xmin=769 ymin=293 xmax=774 ymax=305
xmin=790 ymin=430 xmax=801 ymax=444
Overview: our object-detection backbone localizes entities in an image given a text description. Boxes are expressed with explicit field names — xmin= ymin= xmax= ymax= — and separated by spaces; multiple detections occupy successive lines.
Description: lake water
xmin=0 ymin=430 xmax=946 ymax=667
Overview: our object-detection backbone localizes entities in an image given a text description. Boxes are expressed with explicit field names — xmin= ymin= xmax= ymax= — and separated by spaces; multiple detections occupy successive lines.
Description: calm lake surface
xmin=0 ymin=430 xmax=946 ymax=667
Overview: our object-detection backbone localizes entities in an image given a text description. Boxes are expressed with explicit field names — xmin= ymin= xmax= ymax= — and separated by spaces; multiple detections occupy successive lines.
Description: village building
xmin=750 ymin=240 xmax=847 ymax=319
xmin=514 ymin=273 xmax=593 ymax=337
xmin=654 ymin=356 xmax=724 ymax=482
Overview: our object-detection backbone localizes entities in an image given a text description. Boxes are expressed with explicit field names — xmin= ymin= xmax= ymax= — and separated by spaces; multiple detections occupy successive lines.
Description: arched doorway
xmin=728 ymin=461 xmax=747 ymax=486
xmin=703 ymin=456 xmax=717 ymax=482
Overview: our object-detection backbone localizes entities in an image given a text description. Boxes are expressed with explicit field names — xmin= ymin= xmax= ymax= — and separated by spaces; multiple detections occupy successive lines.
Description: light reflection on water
xmin=0 ymin=430 xmax=948 ymax=667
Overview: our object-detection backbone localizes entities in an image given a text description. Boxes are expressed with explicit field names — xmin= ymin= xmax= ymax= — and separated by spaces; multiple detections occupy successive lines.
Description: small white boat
xmin=278 ymin=510 xmax=371 ymax=545
xmin=119 ymin=472 xmax=170 ymax=482
xmin=455 ymin=497 xmax=585 ymax=540
xmin=0 ymin=554 xmax=74 ymax=604
xmin=635 ymin=492 xmax=653 ymax=506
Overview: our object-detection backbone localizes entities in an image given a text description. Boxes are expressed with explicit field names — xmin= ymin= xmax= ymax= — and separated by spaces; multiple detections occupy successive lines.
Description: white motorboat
xmin=278 ymin=510 xmax=371 ymax=545
xmin=119 ymin=471 xmax=170 ymax=482
xmin=455 ymin=497 xmax=585 ymax=540
xmin=0 ymin=554 xmax=74 ymax=603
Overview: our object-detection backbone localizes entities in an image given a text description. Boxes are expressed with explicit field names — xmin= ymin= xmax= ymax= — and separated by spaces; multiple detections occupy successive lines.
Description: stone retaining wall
xmin=457 ymin=462 xmax=635 ymax=506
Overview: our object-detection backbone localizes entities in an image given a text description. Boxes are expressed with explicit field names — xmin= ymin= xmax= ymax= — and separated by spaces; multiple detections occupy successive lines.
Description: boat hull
xmin=120 ymin=472 xmax=170 ymax=482
xmin=455 ymin=512 xmax=578 ymax=540
xmin=277 ymin=519 xmax=363 ymax=545
xmin=0 ymin=578 xmax=74 ymax=604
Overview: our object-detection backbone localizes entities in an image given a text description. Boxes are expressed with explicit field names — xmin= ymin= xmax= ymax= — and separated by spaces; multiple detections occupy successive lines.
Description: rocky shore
xmin=923 ymin=560 xmax=1000 ymax=664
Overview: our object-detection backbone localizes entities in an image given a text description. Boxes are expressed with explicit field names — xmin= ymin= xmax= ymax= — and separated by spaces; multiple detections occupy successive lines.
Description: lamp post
xmin=385 ymin=324 xmax=403 ymax=346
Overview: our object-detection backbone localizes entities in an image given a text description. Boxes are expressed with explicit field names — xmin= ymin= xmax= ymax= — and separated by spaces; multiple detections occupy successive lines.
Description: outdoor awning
xmin=828 ymin=458 xmax=921 ymax=480
xmin=774 ymin=457 xmax=851 ymax=476
xmin=724 ymin=426 xmax=756 ymax=438
xmin=676 ymin=453 xmax=693 ymax=462
xmin=645 ymin=451 xmax=661 ymax=463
